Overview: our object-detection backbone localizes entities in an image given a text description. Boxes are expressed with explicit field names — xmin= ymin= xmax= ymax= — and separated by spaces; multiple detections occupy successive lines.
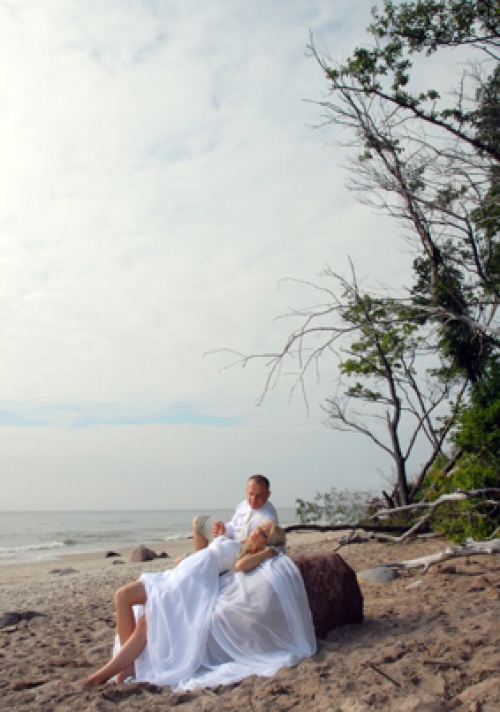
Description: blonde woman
xmin=73 ymin=520 xmax=315 ymax=691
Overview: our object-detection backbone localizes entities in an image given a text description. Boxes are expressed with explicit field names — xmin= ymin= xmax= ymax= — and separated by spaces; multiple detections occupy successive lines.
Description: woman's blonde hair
xmin=237 ymin=520 xmax=286 ymax=559
xmin=266 ymin=522 xmax=286 ymax=548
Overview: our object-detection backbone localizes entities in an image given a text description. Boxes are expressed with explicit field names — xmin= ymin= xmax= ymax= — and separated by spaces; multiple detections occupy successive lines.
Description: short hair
xmin=248 ymin=474 xmax=270 ymax=490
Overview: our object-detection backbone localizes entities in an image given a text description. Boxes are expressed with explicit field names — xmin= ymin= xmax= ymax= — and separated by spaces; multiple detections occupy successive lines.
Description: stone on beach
xmin=291 ymin=552 xmax=363 ymax=638
xmin=357 ymin=566 xmax=400 ymax=583
xmin=0 ymin=611 xmax=47 ymax=630
xmin=105 ymin=551 xmax=121 ymax=558
xmin=129 ymin=545 xmax=158 ymax=562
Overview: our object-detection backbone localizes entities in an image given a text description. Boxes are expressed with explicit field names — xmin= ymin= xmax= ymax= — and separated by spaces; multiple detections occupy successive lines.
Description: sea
xmin=0 ymin=508 xmax=299 ymax=566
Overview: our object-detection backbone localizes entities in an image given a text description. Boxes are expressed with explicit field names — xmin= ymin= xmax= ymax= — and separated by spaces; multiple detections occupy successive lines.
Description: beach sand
xmin=1 ymin=531 xmax=500 ymax=711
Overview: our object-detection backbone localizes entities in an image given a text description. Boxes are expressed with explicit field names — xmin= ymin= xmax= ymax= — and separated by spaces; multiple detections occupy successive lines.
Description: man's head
xmin=246 ymin=474 xmax=271 ymax=510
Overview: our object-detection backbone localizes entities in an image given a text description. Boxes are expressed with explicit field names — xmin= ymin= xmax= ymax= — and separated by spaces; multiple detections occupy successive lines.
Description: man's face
xmin=246 ymin=480 xmax=270 ymax=510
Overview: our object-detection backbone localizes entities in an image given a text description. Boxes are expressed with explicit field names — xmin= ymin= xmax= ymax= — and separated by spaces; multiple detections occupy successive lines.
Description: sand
xmin=1 ymin=531 xmax=500 ymax=711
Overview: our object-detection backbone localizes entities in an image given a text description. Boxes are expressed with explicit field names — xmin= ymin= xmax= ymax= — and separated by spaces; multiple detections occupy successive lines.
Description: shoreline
xmin=0 ymin=529 xmax=326 ymax=586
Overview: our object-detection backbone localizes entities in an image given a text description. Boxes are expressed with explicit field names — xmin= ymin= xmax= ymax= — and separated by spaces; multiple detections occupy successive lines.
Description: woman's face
xmin=249 ymin=521 xmax=273 ymax=546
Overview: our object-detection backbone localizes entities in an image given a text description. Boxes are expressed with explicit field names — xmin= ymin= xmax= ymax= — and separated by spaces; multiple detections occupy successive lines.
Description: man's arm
xmin=222 ymin=500 xmax=246 ymax=539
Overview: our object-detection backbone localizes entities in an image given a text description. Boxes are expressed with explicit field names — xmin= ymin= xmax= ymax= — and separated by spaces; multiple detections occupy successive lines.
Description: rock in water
xmin=129 ymin=545 xmax=158 ymax=562
xmin=291 ymin=552 xmax=363 ymax=638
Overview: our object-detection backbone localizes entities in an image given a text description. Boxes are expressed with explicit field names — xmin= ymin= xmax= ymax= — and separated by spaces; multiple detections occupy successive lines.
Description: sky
xmin=0 ymin=1 xmax=461 ymax=511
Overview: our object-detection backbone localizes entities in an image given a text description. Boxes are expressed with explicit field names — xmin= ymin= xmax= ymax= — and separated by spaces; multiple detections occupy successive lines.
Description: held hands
xmin=212 ymin=521 xmax=226 ymax=537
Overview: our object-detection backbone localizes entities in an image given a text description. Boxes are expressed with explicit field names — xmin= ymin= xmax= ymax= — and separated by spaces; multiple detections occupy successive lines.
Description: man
xmin=192 ymin=474 xmax=279 ymax=551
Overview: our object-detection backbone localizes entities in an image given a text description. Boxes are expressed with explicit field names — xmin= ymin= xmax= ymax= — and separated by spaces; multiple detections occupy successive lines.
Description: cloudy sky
xmin=0 ymin=0 xmax=450 ymax=511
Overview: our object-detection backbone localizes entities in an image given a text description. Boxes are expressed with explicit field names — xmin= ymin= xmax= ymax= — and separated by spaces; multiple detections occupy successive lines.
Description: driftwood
xmin=336 ymin=531 xmax=443 ymax=549
xmin=284 ymin=523 xmax=409 ymax=535
xmin=371 ymin=489 xmax=500 ymax=542
xmin=383 ymin=538 xmax=500 ymax=573
xmin=362 ymin=662 xmax=401 ymax=688
xmin=422 ymin=658 xmax=465 ymax=669
xmin=288 ymin=489 xmax=500 ymax=557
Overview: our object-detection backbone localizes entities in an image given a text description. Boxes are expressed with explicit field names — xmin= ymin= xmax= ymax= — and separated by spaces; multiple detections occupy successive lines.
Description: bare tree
xmin=223 ymin=265 xmax=466 ymax=506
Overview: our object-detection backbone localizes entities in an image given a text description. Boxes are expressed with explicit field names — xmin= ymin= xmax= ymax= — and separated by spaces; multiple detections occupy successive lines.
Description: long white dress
xmin=124 ymin=536 xmax=316 ymax=690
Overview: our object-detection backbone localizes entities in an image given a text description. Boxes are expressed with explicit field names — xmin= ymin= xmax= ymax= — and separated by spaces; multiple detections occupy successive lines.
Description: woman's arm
xmin=234 ymin=546 xmax=278 ymax=573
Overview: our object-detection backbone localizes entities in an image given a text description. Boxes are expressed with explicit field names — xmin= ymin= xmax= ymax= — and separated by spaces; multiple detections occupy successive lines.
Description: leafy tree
xmin=416 ymin=358 xmax=500 ymax=540
xmin=230 ymin=2 xmax=500 ymax=528
xmin=228 ymin=266 xmax=465 ymax=507
xmin=312 ymin=0 xmax=500 ymax=351
xmin=333 ymin=0 xmax=500 ymax=159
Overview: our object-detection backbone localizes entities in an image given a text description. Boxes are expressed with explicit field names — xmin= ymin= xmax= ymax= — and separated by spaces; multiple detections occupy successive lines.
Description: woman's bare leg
xmin=76 ymin=616 xmax=147 ymax=688
xmin=114 ymin=581 xmax=147 ymax=647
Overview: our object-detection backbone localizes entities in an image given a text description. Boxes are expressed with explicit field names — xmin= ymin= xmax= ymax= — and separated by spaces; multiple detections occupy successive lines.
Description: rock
xmin=291 ymin=552 xmax=363 ymax=638
xmin=357 ymin=567 xmax=400 ymax=583
xmin=158 ymin=552 xmax=169 ymax=558
xmin=129 ymin=545 xmax=158 ymax=562
xmin=113 ymin=559 xmax=125 ymax=565
xmin=0 ymin=611 xmax=47 ymax=630
xmin=105 ymin=551 xmax=121 ymax=558
xmin=397 ymin=695 xmax=442 ymax=712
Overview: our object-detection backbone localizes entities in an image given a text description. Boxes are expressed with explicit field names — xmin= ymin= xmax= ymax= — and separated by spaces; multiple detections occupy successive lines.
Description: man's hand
xmin=212 ymin=520 xmax=226 ymax=537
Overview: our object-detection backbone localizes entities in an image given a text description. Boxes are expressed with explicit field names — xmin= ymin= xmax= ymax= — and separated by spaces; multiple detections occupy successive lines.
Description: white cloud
xmin=0 ymin=1 xmax=433 ymax=509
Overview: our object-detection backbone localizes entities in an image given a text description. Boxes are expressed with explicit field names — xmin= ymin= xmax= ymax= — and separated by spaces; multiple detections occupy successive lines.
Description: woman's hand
xmin=234 ymin=546 xmax=278 ymax=573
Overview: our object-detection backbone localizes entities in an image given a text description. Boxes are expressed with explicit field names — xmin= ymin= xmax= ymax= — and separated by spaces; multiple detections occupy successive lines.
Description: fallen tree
xmin=286 ymin=488 xmax=500 ymax=545
xmin=383 ymin=537 xmax=500 ymax=573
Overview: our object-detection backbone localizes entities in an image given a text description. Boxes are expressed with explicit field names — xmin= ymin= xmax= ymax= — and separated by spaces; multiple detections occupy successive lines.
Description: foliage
xmin=332 ymin=0 xmax=500 ymax=159
xmin=314 ymin=0 xmax=500 ymax=350
xmin=416 ymin=359 xmax=500 ymax=541
xmin=324 ymin=283 xmax=463 ymax=506
xmin=235 ymin=1 xmax=500 ymax=536
xmin=296 ymin=487 xmax=372 ymax=525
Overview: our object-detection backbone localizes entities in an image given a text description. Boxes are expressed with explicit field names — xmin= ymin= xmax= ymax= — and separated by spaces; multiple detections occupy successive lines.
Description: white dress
xmin=124 ymin=536 xmax=316 ymax=690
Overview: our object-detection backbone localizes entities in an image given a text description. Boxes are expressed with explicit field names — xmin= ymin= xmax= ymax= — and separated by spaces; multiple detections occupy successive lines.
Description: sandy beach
xmin=1 ymin=530 xmax=500 ymax=711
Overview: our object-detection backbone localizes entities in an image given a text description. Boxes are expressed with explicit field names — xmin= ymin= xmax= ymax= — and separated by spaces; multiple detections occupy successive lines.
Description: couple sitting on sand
xmin=74 ymin=475 xmax=316 ymax=691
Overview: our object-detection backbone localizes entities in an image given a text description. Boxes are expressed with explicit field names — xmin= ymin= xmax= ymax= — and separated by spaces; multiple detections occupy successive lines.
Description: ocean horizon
xmin=0 ymin=508 xmax=299 ymax=565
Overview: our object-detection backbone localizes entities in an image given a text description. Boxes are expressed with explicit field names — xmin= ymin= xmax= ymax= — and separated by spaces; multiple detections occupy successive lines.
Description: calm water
xmin=0 ymin=508 xmax=299 ymax=565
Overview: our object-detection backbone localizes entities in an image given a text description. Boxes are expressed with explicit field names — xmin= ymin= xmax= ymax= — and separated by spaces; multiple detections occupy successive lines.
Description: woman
xmin=75 ymin=521 xmax=315 ymax=690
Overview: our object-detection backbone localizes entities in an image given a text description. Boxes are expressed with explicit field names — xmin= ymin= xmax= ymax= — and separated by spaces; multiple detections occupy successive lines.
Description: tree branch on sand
xmin=286 ymin=490 xmax=500 ymax=555
xmin=370 ymin=488 xmax=500 ymax=541
xmin=383 ymin=537 xmax=500 ymax=573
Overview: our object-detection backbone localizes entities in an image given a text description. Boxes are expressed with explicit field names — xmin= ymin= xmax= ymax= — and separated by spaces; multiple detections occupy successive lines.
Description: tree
xmin=228 ymin=1 xmax=500 ymax=522
xmin=311 ymin=0 xmax=500 ymax=355
xmin=227 ymin=266 xmax=465 ymax=507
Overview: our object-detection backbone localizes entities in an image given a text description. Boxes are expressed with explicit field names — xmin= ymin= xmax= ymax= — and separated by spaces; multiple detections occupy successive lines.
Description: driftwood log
xmin=370 ymin=489 xmax=500 ymax=542
xmin=286 ymin=489 xmax=500 ymax=544
xmin=336 ymin=531 xmax=443 ymax=548
xmin=383 ymin=538 xmax=500 ymax=573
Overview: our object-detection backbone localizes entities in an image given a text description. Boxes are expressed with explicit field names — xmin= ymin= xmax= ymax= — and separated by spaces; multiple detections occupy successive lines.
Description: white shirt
xmin=224 ymin=499 xmax=279 ymax=541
